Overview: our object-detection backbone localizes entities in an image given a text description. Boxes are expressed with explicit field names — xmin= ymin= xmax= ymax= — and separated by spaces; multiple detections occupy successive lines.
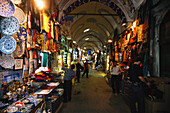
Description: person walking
xmin=82 ymin=59 xmax=89 ymax=78
xmin=62 ymin=62 xmax=75 ymax=103
xmin=75 ymin=60 xmax=84 ymax=83
xmin=127 ymin=57 xmax=150 ymax=113
xmin=92 ymin=60 xmax=95 ymax=72
xmin=110 ymin=61 xmax=121 ymax=95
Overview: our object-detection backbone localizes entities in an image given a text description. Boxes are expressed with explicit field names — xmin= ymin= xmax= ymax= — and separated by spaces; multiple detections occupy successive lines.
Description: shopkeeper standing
xmin=62 ymin=62 xmax=75 ymax=103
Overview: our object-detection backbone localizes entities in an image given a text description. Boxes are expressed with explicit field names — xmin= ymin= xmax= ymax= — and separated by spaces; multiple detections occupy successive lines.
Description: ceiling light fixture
xmin=35 ymin=0 xmax=44 ymax=10
xmin=84 ymin=28 xmax=90 ymax=32
xmin=67 ymin=36 xmax=71 ymax=40
xmin=85 ymin=38 xmax=89 ymax=40
xmin=121 ymin=17 xmax=126 ymax=26
xmin=73 ymin=41 xmax=76 ymax=43
xmin=108 ymin=38 xmax=112 ymax=43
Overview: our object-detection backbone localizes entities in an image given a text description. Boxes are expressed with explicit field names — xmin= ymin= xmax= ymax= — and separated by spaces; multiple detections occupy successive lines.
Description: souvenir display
xmin=0 ymin=55 xmax=15 ymax=68
xmin=0 ymin=35 xmax=16 ymax=54
xmin=0 ymin=16 xmax=20 ymax=35
xmin=0 ymin=0 xmax=15 ymax=17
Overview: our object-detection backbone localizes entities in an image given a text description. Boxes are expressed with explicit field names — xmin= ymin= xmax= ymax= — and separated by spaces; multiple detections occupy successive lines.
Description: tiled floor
xmin=58 ymin=70 xmax=131 ymax=113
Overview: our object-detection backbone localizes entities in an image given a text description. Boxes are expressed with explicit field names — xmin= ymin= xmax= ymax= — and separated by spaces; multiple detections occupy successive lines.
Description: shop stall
xmin=0 ymin=0 xmax=65 ymax=112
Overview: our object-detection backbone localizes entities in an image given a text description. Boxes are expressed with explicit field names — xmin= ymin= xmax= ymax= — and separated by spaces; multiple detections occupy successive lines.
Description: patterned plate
xmin=14 ymin=41 xmax=25 ymax=57
xmin=13 ymin=6 xmax=26 ymax=24
xmin=0 ymin=55 xmax=15 ymax=68
xmin=0 ymin=0 xmax=15 ymax=17
xmin=0 ymin=16 xmax=20 ymax=35
xmin=11 ymin=0 xmax=21 ymax=4
xmin=0 ymin=35 xmax=16 ymax=54
xmin=17 ymin=26 xmax=27 ymax=41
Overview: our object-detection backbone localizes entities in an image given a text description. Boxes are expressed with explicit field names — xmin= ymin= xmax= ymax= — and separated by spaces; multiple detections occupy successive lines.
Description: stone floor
xmin=58 ymin=70 xmax=131 ymax=113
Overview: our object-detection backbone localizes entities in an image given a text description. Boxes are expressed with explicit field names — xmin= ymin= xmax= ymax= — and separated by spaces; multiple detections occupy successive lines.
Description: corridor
xmin=59 ymin=70 xmax=130 ymax=113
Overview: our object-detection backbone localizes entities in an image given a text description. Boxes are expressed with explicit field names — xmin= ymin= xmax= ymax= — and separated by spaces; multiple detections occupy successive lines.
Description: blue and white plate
xmin=0 ymin=0 xmax=15 ymax=17
xmin=13 ymin=6 xmax=26 ymax=24
xmin=0 ymin=16 xmax=20 ymax=35
xmin=0 ymin=55 xmax=15 ymax=68
xmin=11 ymin=0 xmax=22 ymax=4
xmin=0 ymin=35 xmax=16 ymax=54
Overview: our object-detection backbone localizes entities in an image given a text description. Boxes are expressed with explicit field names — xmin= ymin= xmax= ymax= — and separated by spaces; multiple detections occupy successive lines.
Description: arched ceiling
xmin=55 ymin=0 xmax=146 ymax=51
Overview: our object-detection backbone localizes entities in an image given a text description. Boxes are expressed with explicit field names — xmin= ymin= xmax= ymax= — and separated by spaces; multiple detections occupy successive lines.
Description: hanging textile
xmin=143 ymin=15 xmax=149 ymax=43
xmin=41 ymin=53 xmax=48 ymax=67
xmin=42 ymin=12 xmax=50 ymax=32
xmin=143 ymin=50 xmax=148 ymax=76
xmin=41 ymin=33 xmax=44 ymax=52
xmin=47 ymin=21 xmax=51 ymax=39
xmin=33 ymin=29 xmax=36 ymax=47
xmin=137 ymin=24 xmax=144 ymax=42
xmin=51 ymin=21 xmax=54 ymax=38
xmin=44 ymin=32 xmax=47 ymax=51
xmin=55 ymin=26 xmax=59 ymax=41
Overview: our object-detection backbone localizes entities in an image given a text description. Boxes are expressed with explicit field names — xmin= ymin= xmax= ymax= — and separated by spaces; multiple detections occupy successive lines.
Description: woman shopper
xmin=110 ymin=61 xmax=121 ymax=95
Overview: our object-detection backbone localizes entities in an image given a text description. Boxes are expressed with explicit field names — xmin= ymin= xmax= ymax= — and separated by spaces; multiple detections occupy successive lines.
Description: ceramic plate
xmin=14 ymin=41 xmax=25 ymax=57
xmin=0 ymin=55 xmax=15 ymax=68
xmin=0 ymin=16 xmax=20 ymax=35
xmin=0 ymin=0 xmax=15 ymax=17
xmin=17 ymin=26 xmax=27 ymax=41
xmin=14 ymin=102 xmax=24 ymax=107
xmin=7 ymin=105 xmax=18 ymax=112
xmin=0 ymin=35 xmax=16 ymax=54
xmin=11 ymin=0 xmax=21 ymax=4
xmin=13 ymin=6 xmax=26 ymax=24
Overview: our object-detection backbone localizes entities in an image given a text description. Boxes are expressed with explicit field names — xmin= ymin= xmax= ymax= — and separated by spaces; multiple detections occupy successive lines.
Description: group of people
xmin=109 ymin=56 xmax=150 ymax=113
xmin=61 ymin=59 xmax=89 ymax=103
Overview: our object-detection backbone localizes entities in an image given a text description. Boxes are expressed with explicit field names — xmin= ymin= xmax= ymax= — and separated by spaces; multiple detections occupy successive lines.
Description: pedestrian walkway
xmin=59 ymin=70 xmax=130 ymax=113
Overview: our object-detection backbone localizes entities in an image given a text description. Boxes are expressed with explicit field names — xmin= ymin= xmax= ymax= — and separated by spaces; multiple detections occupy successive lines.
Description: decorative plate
xmin=0 ymin=35 xmax=16 ymax=54
xmin=13 ymin=6 xmax=26 ymax=24
xmin=14 ymin=42 xmax=22 ymax=57
xmin=14 ymin=102 xmax=24 ymax=107
xmin=14 ymin=41 xmax=25 ymax=57
xmin=0 ymin=56 xmax=3 ymax=65
xmin=19 ymin=107 xmax=27 ymax=112
xmin=17 ymin=26 xmax=27 ymax=41
xmin=11 ymin=0 xmax=22 ymax=4
xmin=22 ymin=99 xmax=30 ymax=104
xmin=7 ymin=105 xmax=18 ymax=112
xmin=0 ymin=55 xmax=15 ymax=68
xmin=0 ymin=0 xmax=15 ymax=17
xmin=0 ymin=16 xmax=20 ymax=35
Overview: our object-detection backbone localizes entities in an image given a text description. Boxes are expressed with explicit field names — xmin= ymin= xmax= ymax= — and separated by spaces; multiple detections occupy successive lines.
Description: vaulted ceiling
xmin=55 ymin=0 xmax=146 ymax=51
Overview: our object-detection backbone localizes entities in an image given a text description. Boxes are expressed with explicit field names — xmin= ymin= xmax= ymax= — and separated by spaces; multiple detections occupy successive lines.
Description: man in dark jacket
xmin=128 ymin=57 xmax=150 ymax=113
xmin=82 ymin=60 xmax=89 ymax=78
xmin=62 ymin=63 xmax=75 ymax=102
xmin=76 ymin=60 xmax=84 ymax=83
